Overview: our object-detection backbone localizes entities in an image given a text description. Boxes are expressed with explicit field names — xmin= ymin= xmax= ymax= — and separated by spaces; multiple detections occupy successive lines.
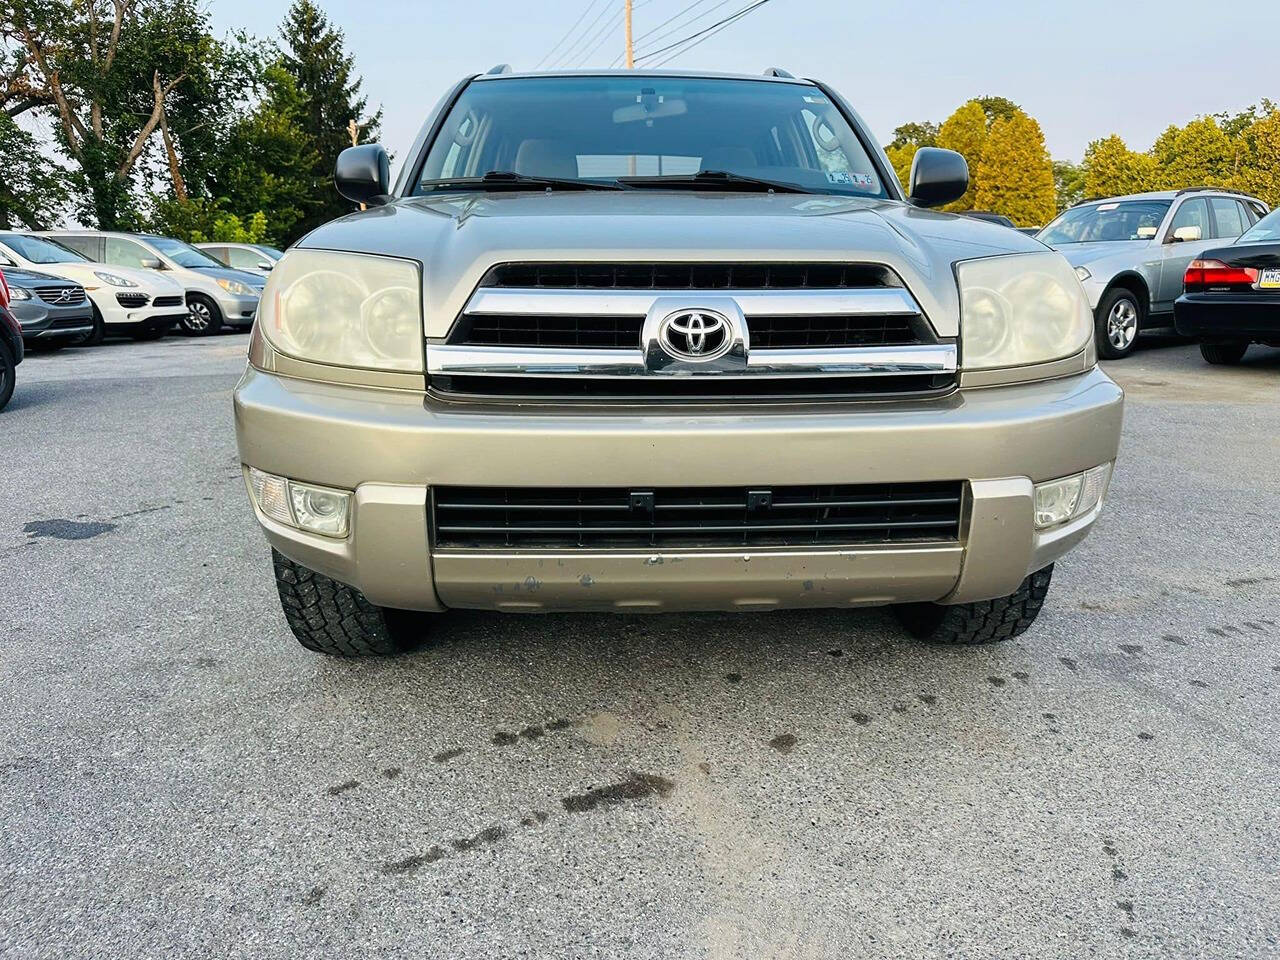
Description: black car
xmin=0 ymin=270 xmax=24 ymax=411
xmin=1175 ymin=207 xmax=1280 ymax=364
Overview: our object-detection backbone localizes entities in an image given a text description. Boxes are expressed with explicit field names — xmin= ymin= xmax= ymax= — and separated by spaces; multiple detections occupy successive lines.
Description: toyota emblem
xmin=658 ymin=309 xmax=732 ymax=361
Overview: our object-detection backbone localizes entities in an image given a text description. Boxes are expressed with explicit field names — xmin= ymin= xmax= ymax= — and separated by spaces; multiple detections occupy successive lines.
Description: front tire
xmin=1200 ymin=342 xmax=1248 ymax=365
xmin=182 ymin=294 xmax=223 ymax=336
xmin=78 ymin=305 xmax=105 ymax=347
xmin=272 ymin=548 xmax=432 ymax=656
xmin=1095 ymin=288 xmax=1143 ymax=359
xmin=893 ymin=565 xmax=1054 ymax=645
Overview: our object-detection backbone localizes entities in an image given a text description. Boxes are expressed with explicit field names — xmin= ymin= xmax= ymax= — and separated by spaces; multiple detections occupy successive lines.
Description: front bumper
xmin=12 ymin=300 xmax=93 ymax=340
xmin=234 ymin=366 xmax=1124 ymax=613
xmin=214 ymin=292 xmax=260 ymax=326
xmin=1174 ymin=293 xmax=1280 ymax=341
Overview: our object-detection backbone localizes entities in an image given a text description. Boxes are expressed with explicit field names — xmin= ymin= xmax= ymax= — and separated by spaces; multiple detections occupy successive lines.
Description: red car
xmin=0 ymin=268 xmax=24 ymax=411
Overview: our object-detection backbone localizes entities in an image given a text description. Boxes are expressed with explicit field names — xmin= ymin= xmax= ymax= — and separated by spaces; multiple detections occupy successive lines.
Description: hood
xmin=1044 ymin=239 xmax=1151 ymax=267
xmin=298 ymin=191 xmax=1045 ymax=339
xmin=190 ymin=265 xmax=266 ymax=288
xmin=21 ymin=261 xmax=184 ymax=293
xmin=0 ymin=266 xmax=78 ymax=288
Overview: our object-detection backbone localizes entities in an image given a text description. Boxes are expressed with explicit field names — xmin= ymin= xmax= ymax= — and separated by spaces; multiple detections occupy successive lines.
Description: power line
xmin=638 ymin=0 xmax=772 ymax=65
xmin=612 ymin=0 xmax=734 ymax=67
xmin=549 ymin=0 xmax=617 ymax=68
xmin=576 ymin=0 xmax=654 ymax=67
xmin=534 ymin=0 xmax=608 ymax=70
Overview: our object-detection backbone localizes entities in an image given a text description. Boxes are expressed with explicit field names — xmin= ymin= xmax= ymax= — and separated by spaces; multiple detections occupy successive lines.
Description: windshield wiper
xmin=420 ymin=170 xmax=623 ymax=192
xmin=617 ymin=170 xmax=814 ymax=194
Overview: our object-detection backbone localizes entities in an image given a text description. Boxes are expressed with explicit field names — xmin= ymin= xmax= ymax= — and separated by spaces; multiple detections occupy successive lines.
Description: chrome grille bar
xmin=463 ymin=287 xmax=922 ymax=319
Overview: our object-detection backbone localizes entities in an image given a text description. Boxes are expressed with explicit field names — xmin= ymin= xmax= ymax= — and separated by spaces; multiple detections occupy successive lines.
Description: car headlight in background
xmin=94 ymin=271 xmax=138 ymax=288
xmin=248 ymin=467 xmax=350 ymax=537
xmin=957 ymin=252 xmax=1093 ymax=370
xmin=9 ymin=286 xmax=31 ymax=300
xmin=215 ymin=276 xmax=259 ymax=297
xmin=258 ymin=249 xmax=423 ymax=372
xmin=1074 ymin=266 xmax=1091 ymax=282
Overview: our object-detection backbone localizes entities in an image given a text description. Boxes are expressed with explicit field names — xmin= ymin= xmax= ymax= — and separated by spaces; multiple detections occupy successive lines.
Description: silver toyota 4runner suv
xmin=233 ymin=68 xmax=1124 ymax=656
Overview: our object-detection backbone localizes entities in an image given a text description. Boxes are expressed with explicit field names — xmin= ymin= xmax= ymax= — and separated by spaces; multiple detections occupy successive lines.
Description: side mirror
xmin=256 ymin=260 xmax=274 ymax=271
xmin=335 ymin=144 xmax=391 ymax=206
xmin=141 ymin=257 xmax=164 ymax=270
xmin=907 ymin=148 xmax=969 ymax=208
xmin=1170 ymin=225 xmax=1202 ymax=243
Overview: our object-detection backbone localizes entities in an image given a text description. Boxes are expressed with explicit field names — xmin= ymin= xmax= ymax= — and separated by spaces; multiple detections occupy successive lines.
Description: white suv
xmin=0 ymin=232 xmax=188 ymax=344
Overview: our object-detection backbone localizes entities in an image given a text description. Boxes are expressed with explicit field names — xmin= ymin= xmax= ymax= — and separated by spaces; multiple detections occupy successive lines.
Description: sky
xmin=212 ymin=0 xmax=1280 ymax=181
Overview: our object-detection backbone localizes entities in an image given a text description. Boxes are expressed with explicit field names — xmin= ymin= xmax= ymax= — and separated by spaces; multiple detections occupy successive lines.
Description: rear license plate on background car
xmin=1260 ymin=268 xmax=1280 ymax=289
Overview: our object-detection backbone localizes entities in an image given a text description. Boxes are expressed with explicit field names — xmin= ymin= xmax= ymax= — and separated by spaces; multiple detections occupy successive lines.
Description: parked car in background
xmin=0 ymin=232 xmax=187 ymax=345
xmin=1038 ymin=188 xmax=1269 ymax=358
xmin=40 ymin=231 xmax=264 ymax=336
xmin=195 ymin=242 xmax=284 ymax=276
xmin=1175 ymin=206 xmax=1280 ymax=364
xmin=1 ymin=267 xmax=93 ymax=349
xmin=0 ymin=270 xmax=23 ymax=411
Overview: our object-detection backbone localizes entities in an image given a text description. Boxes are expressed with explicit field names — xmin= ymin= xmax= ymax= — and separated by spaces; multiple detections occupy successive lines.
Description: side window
xmin=203 ymin=246 xmax=228 ymax=265
xmin=105 ymin=237 xmax=152 ymax=268
xmin=58 ymin=236 xmax=101 ymax=260
xmin=228 ymin=247 xmax=263 ymax=269
xmin=1167 ymin=199 xmax=1209 ymax=241
xmin=1209 ymin=198 xmax=1246 ymax=239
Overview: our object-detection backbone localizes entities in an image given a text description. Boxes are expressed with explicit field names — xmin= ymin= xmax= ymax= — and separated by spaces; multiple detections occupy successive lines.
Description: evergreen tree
xmin=279 ymin=0 xmax=381 ymax=235
xmin=973 ymin=112 xmax=1057 ymax=226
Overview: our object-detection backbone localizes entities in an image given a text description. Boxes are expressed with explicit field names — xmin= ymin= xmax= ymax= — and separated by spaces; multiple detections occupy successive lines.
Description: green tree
xmin=1150 ymin=117 xmax=1234 ymax=189
xmin=1053 ymin=160 xmax=1086 ymax=211
xmin=279 ymin=0 xmax=381 ymax=236
xmin=1230 ymin=107 xmax=1280 ymax=207
xmin=887 ymin=121 xmax=938 ymax=150
xmin=1081 ymin=135 xmax=1157 ymax=199
xmin=936 ymin=100 xmax=990 ymax=210
xmin=973 ymin=95 xmax=1020 ymax=126
xmin=0 ymin=113 xmax=69 ymax=227
xmin=973 ymin=112 xmax=1056 ymax=226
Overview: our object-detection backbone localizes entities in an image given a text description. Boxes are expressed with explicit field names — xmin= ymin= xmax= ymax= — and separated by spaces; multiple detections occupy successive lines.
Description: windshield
xmin=143 ymin=235 xmax=225 ymax=268
xmin=0 ymin=233 xmax=90 ymax=264
xmin=414 ymin=76 xmax=889 ymax=198
xmin=1239 ymin=208 xmax=1280 ymax=243
xmin=1038 ymin=200 xmax=1172 ymax=244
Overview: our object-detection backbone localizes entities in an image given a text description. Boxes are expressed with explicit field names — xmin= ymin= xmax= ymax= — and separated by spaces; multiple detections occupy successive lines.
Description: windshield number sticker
xmin=1097 ymin=202 xmax=1119 ymax=211
xmin=826 ymin=171 xmax=876 ymax=189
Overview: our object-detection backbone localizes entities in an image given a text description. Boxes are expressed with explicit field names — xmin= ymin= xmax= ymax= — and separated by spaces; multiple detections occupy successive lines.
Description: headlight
xmin=215 ymin=277 xmax=258 ymax=297
xmin=9 ymin=286 xmax=31 ymax=300
xmin=957 ymin=252 xmax=1093 ymax=370
xmin=1074 ymin=266 xmax=1091 ymax=282
xmin=259 ymin=250 xmax=423 ymax=372
xmin=94 ymin=271 xmax=138 ymax=288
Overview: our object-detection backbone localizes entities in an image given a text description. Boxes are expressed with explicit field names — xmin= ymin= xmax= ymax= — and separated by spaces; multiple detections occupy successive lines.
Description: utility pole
xmin=624 ymin=0 xmax=633 ymax=68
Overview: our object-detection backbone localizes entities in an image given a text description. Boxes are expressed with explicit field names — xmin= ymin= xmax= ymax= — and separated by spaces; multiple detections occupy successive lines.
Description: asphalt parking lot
xmin=2 ymin=335 xmax=1278 ymax=959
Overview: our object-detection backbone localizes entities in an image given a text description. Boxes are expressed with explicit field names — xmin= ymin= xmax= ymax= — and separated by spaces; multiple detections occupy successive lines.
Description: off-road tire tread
xmin=271 ymin=548 xmax=399 ymax=656
xmin=895 ymin=565 xmax=1054 ymax=645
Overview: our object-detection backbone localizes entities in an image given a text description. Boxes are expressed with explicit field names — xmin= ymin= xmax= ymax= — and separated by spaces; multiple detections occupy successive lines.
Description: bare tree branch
xmin=115 ymin=69 xmax=185 ymax=180
xmin=159 ymin=103 xmax=187 ymax=201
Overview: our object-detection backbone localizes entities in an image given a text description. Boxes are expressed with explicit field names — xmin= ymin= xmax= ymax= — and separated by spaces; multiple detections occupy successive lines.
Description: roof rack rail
xmin=1174 ymin=185 xmax=1255 ymax=198
xmin=486 ymin=64 xmax=512 ymax=75
xmin=763 ymin=67 xmax=794 ymax=78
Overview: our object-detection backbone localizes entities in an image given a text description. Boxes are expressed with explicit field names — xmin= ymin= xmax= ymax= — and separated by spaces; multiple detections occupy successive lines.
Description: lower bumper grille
xmin=48 ymin=315 xmax=91 ymax=331
xmin=152 ymin=295 xmax=185 ymax=308
xmin=116 ymin=292 xmax=150 ymax=308
xmin=432 ymin=482 xmax=964 ymax=549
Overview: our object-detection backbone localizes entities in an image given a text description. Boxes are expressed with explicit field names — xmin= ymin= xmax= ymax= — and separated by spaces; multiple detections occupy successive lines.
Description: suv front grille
xmin=480 ymin=262 xmax=899 ymax=290
xmin=432 ymin=482 xmax=964 ymax=549
xmin=116 ymin=292 xmax=150 ymax=308
xmin=36 ymin=286 xmax=87 ymax=306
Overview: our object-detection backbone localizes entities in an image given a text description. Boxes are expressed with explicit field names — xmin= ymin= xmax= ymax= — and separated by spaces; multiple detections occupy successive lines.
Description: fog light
xmin=1034 ymin=475 xmax=1082 ymax=528
xmin=248 ymin=467 xmax=293 ymax=527
xmin=247 ymin=467 xmax=351 ymax=538
xmin=289 ymin=482 xmax=350 ymax=537
xmin=1033 ymin=462 xmax=1113 ymax=530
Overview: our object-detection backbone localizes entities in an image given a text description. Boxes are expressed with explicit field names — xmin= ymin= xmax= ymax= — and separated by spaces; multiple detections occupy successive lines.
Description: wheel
xmin=182 ymin=294 xmax=223 ymax=336
xmin=1094 ymin=288 xmax=1143 ymax=359
xmin=0 ymin=341 xmax=14 ymax=411
xmin=271 ymin=548 xmax=432 ymax=656
xmin=893 ymin=565 xmax=1054 ymax=645
xmin=131 ymin=326 xmax=167 ymax=342
xmin=1200 ymin=342 xmax=1248 ymax=365
xmin=78 ymin=305 xmax=105 ymax=346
